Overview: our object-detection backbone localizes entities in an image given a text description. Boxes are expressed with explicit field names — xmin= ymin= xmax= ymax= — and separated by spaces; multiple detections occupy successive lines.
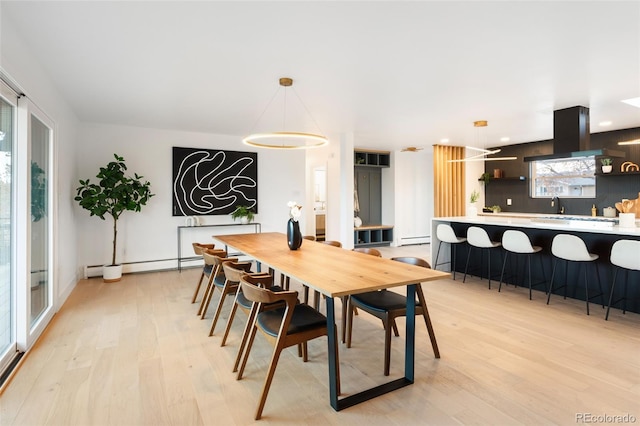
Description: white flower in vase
xmin=287 ymin=201 xmax=302 ymax=222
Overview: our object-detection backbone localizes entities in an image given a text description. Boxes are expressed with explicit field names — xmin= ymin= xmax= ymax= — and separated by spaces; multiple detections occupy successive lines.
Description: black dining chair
xmin=345 ymin=256 xmax=440 ymax=376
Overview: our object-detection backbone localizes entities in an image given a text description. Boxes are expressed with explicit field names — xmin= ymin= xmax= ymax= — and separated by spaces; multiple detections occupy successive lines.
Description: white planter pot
xmin=240 ymin=217 xmax=249 ymax=225
xmin=103 ymin=264 xmax=123 ymax=283
xmin=467 ymin=204 xmax=478 ymax=217
xmin=602 ymin=165 xmax=613 ymax=174
xmin=618 ymin=213 xmax=636 ymax=228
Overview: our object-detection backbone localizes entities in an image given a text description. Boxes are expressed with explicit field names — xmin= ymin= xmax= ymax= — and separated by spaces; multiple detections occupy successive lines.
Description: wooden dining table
xmin=213 ymin=232 xmax=450 ymax=411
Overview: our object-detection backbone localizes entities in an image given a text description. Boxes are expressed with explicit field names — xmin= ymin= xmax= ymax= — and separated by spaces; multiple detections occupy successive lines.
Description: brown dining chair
xmin=222 ymin=272 xmax=286 ymax=373
xmin=346 ymin=256 xmax=440 ymax=376
xmin=236 ymin=275 xmax=339 ymax=420
xmin=190 ymin=243 xmax=219 ymax=303
xmin=322 ymin=240 xmax=342 ymax=247
xmin=198 ymin=251 xmax=237 ymax=318
xmin=208 ymin=260 xmax=254 ymax=336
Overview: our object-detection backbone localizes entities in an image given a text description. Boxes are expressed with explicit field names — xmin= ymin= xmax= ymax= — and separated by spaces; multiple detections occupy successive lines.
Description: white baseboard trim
xmin=83 ymin=259 xmax=178 ymax=279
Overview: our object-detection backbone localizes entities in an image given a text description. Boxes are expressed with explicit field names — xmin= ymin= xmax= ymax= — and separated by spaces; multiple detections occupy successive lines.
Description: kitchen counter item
xmin=603 ymin=207 xmax=617 ymax=218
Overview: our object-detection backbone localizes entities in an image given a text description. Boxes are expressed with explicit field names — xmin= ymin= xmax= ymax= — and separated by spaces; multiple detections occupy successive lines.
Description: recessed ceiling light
xmin=440 ymin=138 xmax=449 ymax=143
xmin=500 ymin=137 xmax=510 ymax=142
xmin=599 ymin=121 xmax=612 ymax=126
xmin=621 ymin=97 xmax=640 ymax=108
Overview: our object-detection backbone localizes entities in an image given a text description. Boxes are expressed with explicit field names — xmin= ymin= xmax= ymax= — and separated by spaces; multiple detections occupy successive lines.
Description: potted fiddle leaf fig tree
xmin=75 ymin=154 xmax=154 ymax=282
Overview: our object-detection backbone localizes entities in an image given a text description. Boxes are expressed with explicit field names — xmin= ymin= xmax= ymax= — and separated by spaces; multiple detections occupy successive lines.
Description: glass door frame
xmin=0 ymin=80 xmax=18 ymax=373
xmin=15 ymin=96 xmax=56 ymax=350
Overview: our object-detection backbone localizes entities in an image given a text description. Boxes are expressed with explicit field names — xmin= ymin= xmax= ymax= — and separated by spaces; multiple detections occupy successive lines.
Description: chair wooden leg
xmin=233 ymin=306 xmax=258 ymax=373
xmin=221 ymin=289 xmax=241 ymax=346
xmin=191 ymin=271 xmax=205 ymax=303
xmin=416 ymin=284 xmax=440 ymax=358
xmin=391 ymin=319 xmax=399 ymax=337
xmin=341 ymin=296 xmax=349 ymax=343
xmin=199 ymin=279 xmax=217 ymax=319
xmin=383 ymin=316 xmax=392 ymax=376
xmin=346 ymin=298 xmax=354 ymax=348
xmin=208 ymin=287 xmax=230 ymax=336
xmin=254 ymin=344 xmax=285 ymax=420
xmin=197 ymin=275 xmax=214 ymax=316
xmin=237 ymin=316 xmax=259 ymax=380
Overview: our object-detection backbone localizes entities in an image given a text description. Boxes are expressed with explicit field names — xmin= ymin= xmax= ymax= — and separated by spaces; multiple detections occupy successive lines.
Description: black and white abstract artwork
xmin=172 ymin=147 xmax=258 ymax=216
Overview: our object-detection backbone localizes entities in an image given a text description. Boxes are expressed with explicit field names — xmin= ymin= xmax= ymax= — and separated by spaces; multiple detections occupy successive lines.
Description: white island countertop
xmin=434 ymin=212 xmax=640 ymax=236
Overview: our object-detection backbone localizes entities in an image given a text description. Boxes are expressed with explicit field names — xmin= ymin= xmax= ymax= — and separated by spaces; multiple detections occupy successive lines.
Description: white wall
xmin=1 ymin=13 xmax=80 ymax=308
xmin=74 ymin=123 xmax=305 ymax=272
xmin=393 ymin=149 xmax=433 ymax=245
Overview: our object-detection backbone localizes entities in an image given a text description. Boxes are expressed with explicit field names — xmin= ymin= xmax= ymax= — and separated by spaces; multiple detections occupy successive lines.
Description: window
xmin=530 ymin=156 xmax=596 ymax=198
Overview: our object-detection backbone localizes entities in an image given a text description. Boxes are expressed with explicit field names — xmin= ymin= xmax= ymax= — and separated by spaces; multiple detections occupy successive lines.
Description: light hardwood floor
xmin=1 ymin=244 xmax=639 ymax=425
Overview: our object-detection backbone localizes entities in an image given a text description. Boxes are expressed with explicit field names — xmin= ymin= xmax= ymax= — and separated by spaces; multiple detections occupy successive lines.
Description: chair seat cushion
xmin=203 ymin=264 xmax=213 ymax=275
xmin=351 ymin=290 xmax=418 ymax=312
xmin=213 ymin=275 xmax=229 ymax=288
xmin=258 ymin=304 xmax=326 ymax=337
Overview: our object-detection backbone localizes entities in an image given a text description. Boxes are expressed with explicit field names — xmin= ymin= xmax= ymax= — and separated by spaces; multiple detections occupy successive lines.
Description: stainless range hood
xmin=523 ymin=106 xmax=625 ymax=161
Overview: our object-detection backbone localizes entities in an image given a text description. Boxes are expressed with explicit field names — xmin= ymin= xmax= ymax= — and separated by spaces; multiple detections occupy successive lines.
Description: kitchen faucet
xmin=551 ymin=196 xmax=564 ymax=214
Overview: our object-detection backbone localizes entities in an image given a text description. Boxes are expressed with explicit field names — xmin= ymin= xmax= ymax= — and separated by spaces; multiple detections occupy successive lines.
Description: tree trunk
xmin=112 ymin=217 xmax=118 ymax=266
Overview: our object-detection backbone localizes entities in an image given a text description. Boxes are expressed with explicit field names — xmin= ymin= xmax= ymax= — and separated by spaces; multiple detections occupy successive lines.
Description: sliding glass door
xmin=0 ymin=81 xmax=17 ymax=373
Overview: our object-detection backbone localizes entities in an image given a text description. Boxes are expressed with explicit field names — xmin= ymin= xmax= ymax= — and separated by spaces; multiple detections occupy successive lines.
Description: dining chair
xmin=190 ymin=243 xmax=219 ymax=303
xmin=198 ymin=251 xmax=237 ymax=318
xmin=222 ymin=272 xmax=285 ymax=373
xmin=345 ymin=256 xmax=440 ymax=376
xmin=236 ymin=275 xmax=339 ymax=420
xmin=208 ymin=260 xmax=254 ymax=336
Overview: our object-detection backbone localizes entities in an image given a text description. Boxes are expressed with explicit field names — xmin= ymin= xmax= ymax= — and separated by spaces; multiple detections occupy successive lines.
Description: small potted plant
xmin=601 ymin=158 xmax=613 ymax=174
xmin=75 ymin=154 xmax=154 ymax=282
xmin=468 ymin=190 xmax=480 ymax=216
xmin=230 ymin=205 xmax=255 ymax=224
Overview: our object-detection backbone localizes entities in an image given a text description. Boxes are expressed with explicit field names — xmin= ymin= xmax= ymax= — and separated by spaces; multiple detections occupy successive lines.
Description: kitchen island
xmin=431 ymin=213 xmax=640 ymax=314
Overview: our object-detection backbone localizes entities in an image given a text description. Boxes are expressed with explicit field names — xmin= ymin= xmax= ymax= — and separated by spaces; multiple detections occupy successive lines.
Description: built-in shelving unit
xmin=354 ymin=225 xmax=394 ymax=247
xmin=354 ymin=149 xmax=390 ymax=167
xmin=479 ymin=176 xmax=527 ymax=182
xmin=596 ymin=171 xmax=640 ymax=177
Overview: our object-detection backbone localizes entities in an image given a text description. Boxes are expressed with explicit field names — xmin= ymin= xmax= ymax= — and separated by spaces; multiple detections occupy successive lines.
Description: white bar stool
xmin=434 ymin=223 xmax=467 ymax=280
xmin=463 ymin=226 xmax=502 ymax=289
xmin=547 ymin=234 xmax=604 ymax=315
xmin=605 ymin=239 xmax=640 ymax=320
xmin=499 ymin=230 xmax=546 ymax=300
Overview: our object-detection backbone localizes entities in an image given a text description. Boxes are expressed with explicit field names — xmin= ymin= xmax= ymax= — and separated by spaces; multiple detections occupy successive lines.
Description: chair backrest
xmin=202 ymin=251 xmax=234 ymax=267
xmin=436 ymin=224 xmax=463 ymax=244
xmin=241 ymin=272 xmax=275 ymax=289
xmin=222 ymin=261 xmax=254 ymax=283
xmin=192 ymin=242 xmax=215 ymax=255
xmin=303 ymin=235 xmax=316 ymax=241
xmin=240 ymin=276 xmax=298 ymax=306
xmin=502 ymin=230 xmax=535 ymax=254
xmin=322 ymin=240 xmax=342 ymax=248
xmin=610 ymin=239 xmax=640 ymax=271
xmin=467 ymin=226 xmax=494 ymax=248
xmin=551 ymin=234 xmax=593 ymax=261
xmin=391 ymin=256 xmax=431 ymax=269
xmin=353 ymin=247 xmax=382 ymax=257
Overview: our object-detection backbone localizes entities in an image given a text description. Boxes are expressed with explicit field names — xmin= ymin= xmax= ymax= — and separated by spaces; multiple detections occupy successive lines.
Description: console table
xmin=177 ymin=223 xmax=261 ymax=271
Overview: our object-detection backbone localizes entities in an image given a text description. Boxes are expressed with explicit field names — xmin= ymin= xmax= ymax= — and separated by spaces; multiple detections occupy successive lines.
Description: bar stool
xmin=605 ymin=239 xmax=640 ymax=320
xmin=499 ymin=230 xmax=546 ymax=300
xmin=463 ymin=226 xmax=502 ymax=289
xmin=434 ymin=224 xmax=467 ymax=280
xmin=547 ymin=234 xmax=604 ymax=315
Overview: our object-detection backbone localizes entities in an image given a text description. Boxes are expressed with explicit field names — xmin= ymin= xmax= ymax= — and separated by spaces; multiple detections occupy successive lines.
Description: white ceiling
xmin=2 ymin=1 xmax=640 ymax=152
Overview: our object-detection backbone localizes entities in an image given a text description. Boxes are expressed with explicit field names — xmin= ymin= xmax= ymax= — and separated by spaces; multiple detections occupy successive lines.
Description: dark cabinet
xmin=355 ymin=167 xmax=381 ymax=225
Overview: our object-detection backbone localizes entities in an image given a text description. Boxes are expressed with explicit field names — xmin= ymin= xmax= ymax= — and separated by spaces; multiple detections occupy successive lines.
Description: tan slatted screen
xmin=433 ymin=145 xmax=465 ymax=217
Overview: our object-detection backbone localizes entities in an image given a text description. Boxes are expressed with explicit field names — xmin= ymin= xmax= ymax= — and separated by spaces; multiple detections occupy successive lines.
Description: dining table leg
xmin=325 ymin=297 xmax=340 ymax=410
xmin=405 ymin=284 xmax=416 ymax=383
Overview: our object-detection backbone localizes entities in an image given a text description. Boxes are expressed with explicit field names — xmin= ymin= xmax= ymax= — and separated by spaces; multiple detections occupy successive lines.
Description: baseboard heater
xmin=398 ymin=236 xmax=431 ymax=246
xmin=83 ymin=254 xmax=252 ymax=279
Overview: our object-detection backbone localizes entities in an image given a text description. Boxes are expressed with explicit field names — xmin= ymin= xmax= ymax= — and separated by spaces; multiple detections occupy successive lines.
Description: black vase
xmin=287 ymin=219 xmax=303 ymax=250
